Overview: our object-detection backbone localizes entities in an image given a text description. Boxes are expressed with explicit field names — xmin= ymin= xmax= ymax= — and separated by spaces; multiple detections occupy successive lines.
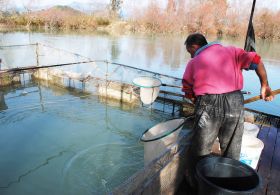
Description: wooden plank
xmin=257 ymin=125 xmax=269 ymax=142
xmin=255 ymin=125 xmax=269 ymax=171
xmin=255 ymin=126 xmax=278 ymax=195
xmin=267 ymin=128 xmax=280 ymax=194
xmin=157 ymin=96 xmax=183 ymax=106
xmin=159 ymin=90 xmax=185 ymax=98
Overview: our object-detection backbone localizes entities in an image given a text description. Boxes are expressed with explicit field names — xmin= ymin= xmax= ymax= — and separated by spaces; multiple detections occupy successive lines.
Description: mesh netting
xmin=0 ymin=43 xmax=185 ymax=114
xmin=0 ymin=44 xmax=38 ymax=69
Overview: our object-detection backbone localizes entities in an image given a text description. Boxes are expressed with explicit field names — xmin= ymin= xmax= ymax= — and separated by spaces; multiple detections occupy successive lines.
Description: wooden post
xmin=35 ymin=43 xmax=39 ymax=66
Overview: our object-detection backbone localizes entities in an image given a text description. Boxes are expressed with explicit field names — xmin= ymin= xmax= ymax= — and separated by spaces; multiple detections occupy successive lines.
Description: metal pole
xmin=244 ymin=0 xmax=257 ymax=50
xmin=0 ymin=60 xmax=97 ymax=73
xmin=0 ymin=43 xmax=37 ymax=48
xmin=248 ymin=0 xmax=256 ymax=27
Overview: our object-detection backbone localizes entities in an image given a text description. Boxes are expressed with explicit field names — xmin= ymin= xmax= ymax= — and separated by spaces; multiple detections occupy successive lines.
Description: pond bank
xmin=1 ymin=19 xmax=280 ymax=41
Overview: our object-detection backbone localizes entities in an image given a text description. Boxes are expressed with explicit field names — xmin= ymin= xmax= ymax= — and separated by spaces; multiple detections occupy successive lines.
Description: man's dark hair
xmin=184 ymin=33 xmax=208 ymax=47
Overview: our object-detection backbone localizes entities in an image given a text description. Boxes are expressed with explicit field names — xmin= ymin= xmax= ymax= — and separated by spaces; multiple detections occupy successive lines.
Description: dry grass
xmin=0 ymin=2 xmax=280 ymax=39
xmin=131 ymin=0 xmax=280 ymax=39
xmin=0 ymin=6 xmax=110 ymax=30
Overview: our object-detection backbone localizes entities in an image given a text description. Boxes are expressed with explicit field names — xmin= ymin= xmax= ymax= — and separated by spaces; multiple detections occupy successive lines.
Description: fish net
xmin=0 ymin=43 xmax=186 ymax=115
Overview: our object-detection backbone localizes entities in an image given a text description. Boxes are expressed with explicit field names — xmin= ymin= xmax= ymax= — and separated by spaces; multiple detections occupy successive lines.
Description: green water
xmin=0 ymin=81 xmax=169 ymax=195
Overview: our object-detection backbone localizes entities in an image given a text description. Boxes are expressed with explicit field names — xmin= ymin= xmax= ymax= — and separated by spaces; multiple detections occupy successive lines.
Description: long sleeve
xmin=182 ymin=62 xmax=195 ymax=99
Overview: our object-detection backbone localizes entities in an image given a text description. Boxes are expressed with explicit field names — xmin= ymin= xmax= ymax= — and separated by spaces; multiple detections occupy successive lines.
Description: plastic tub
xmin=243 ymin=122 xmax=260 ymax=137
xmin=240 ymin=135 xmax=264 ymax=169
xmin=196 ymin=156 xmax=260 ymax=195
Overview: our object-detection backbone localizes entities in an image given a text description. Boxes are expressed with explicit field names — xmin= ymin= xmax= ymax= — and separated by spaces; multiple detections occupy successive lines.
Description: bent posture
xmin=182 ymin=33 xmax=274 ymax=186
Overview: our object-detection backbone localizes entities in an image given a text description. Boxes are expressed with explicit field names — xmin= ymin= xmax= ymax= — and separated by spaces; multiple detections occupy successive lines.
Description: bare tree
xmin=22 ymin=0 xmax=40 ymax=13
xmin=110 ymin=0 xmax=123 ymax=17
xmin=21 ymin=0 xmax=40 ymax=30
xmin=211 ymin=0 xmax=228 ymax=36
xmin=0 ymin=0 xmax=9 ymax=13
xmin=166 ymin=0 xmax=176 ymax=13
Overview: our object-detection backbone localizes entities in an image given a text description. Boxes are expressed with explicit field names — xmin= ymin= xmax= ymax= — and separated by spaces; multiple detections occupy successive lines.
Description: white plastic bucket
xmin=132 ymin=76 xmax=161 ymax=104
xmin=141 ymin=118 xmax=185 ymax=165
xmin=240 ymin=135 xmax=264 ymax=169
xmin=244 ymin=122 xmax=260 ymax=137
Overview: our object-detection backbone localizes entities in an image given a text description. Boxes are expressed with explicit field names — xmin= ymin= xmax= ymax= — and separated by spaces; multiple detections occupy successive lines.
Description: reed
xmin=0 ymin=2 xmax=280 ymax=39
xmin=131 ymin=0 xmax=280 ymax=39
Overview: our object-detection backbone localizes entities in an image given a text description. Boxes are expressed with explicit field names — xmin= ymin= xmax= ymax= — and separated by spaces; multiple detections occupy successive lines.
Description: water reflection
xmin=257 ymin=39 xmax=280 ymax=61
xmin=144 ymin=38 xmax=157 ymax=68
xmin=161 ymin=36 xmax=184 ymax=70
xmin=110 ymin=37 xmax=121 ymax=61
xmin=0 ymin=91 xmax=8 ymax=111
xmin=0 ymin=31 xmax=279 ymax=116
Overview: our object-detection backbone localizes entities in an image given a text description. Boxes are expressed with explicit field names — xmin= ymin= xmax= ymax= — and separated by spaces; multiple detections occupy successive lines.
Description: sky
xmin=6 ymin=0 xmax=280 ymax=12
xmin=5 ymin=0 xmax=142 ymax=11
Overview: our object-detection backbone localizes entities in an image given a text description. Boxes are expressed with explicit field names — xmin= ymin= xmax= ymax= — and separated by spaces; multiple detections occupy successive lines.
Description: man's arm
xmin=182 ymin=62 xmax=196 ymax=104
xmin=182 ymin=79 xmax=196 ymax=104
xmin=255 ymin=60 xmax=274 ymax=101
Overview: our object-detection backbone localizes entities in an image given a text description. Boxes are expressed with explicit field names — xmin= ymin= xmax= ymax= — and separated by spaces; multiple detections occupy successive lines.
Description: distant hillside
xmin=68 ymin=2 xmax=108 ymax=13
xmin=8 ymin=1 xmax=108 ymax=14
xmin=51 ymin=5 xmax=82 ymax=13
xmin=28 ymin=5 xmax=84 ymax=18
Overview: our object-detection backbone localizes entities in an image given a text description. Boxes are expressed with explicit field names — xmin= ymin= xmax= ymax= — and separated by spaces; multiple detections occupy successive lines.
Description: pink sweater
xmin=182 ymin=43 xmax=257 ymax=96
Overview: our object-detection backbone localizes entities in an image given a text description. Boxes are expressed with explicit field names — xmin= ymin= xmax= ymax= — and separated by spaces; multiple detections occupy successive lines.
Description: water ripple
xmin=0 ymin=150 xmax=71 ymax=189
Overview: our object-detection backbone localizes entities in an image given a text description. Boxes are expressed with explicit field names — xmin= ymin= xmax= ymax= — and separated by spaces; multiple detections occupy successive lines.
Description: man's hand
xmin=261 ymin=85 xmax=274 ymax=101
xmin=255 ymin=60 xmax=274 ymax=101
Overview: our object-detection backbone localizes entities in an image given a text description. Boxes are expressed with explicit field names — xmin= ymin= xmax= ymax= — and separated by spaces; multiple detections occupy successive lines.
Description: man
xmin=182 ymin=33 xmax=274 ymax=186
